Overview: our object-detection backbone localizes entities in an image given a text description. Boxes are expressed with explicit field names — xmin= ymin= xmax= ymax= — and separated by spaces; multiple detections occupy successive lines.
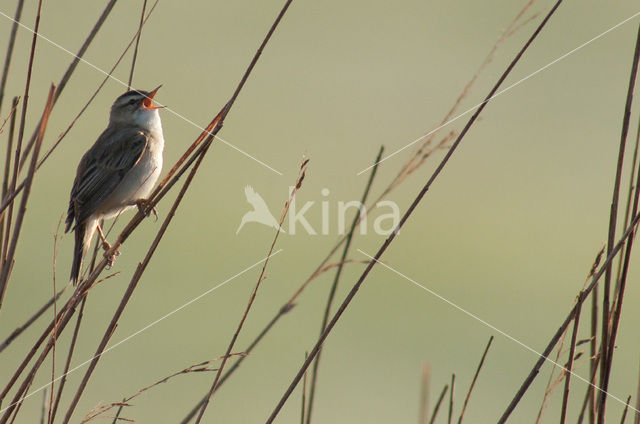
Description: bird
xmin=236 ymin=185 xmax=284 ymax=234
xmin=65 ymin=86 xmax=165 ymax=285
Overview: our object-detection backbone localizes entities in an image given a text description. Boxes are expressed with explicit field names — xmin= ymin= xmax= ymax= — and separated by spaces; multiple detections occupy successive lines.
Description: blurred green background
xmin=1 ymin=0 xmax=640 ymax=422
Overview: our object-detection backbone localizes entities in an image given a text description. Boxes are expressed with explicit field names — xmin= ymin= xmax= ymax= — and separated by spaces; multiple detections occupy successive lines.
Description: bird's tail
xmin=70 ymin=220 xmax=97 ymax=286
xmin=70 ymin=223 xmax=85 ymax=286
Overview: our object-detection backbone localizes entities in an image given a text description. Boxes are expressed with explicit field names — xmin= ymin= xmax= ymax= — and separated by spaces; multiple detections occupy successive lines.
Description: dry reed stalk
xmin=621 ymin=395 xmax=633 ymax=424
xmin=127 ymin=0 xmax=147 ymax=89
xmin=448 ymin=374 xmax=455 ymax=424
xmin=590 ymin=277 xmax=599 ymax=423
xmin=420 ymin=362 xmax=431 ymax=424
xmin=81 ymin=354 xmax=243 ymax=423
xmin=603 ymin=122 xmax=640 ymax=419
xmin=39 ymin=390 xmax=45 ymax=424
xmin=0 ymin=0 xmax=44 ymax=308
xmin=577 ymin=355 xmax=602 ymax=424
xmin=380 ymin=0 xmax=538 ymax=198
xmin=0 ymin=0 xmax=25 ymax=115
xmin=305 ymin=146 xmax=383 ymax=424
xmin=537 ymin=248 xmax=602 ymax=423
xmin=0 ymin=96 xmax=18 ymax=294
xmin=0 ymin=284 xmax=68 ymax=354
xmin=497 ymin=209 xmax=640 ymax=423
xmin=48 ymin=296 xmax=86 ymax=421
xmin=18 ymin=0 xmax=119 ymax=170
xmin=47 ymin=219 xmax=63 ymax=424
xmin=598 ymin=24 xmax=640 ymax=423
xmin=301 ymin=352 xmax=308 ymax=424
xmin=535 ymin=325 xmax=570 ymax=423
xmin=634 ymin=359 xmax=640 ymax=424
xmin=193 ymin=158 xmax=308 ymax=423
xmin=429 ymin=384 xmax=449 ymax=424
xmin=613 ymin=112 xmax=640 ymax=303
xmin=583 ymin=247 xmax=603 ymax=424
xmin=559 ymin=292 xmax=584 ymax=424
xmin=266 ymin=2 xmax=564 ymax=421
xmin=0 ymin=83 xmax=55 ymax=424
xmin=457 ymin=336 xmax=493 ymax=423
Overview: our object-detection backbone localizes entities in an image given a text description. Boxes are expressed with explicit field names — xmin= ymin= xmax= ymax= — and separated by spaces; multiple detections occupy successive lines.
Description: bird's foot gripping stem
xmin=96 ymin=224 xmax=120 ymax=267
xmin=136 ymin=198 xmax=158 ymax=221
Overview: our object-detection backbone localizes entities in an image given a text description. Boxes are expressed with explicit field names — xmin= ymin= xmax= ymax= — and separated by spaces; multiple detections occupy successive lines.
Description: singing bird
xmin=65 ymin=87 xmax=165 ymax=285
xmin=236 ymin=185 xmax=283 ymax=234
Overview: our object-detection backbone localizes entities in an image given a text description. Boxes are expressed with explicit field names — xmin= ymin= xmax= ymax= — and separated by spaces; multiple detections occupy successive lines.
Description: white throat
xmin=133 ymin=108 xmax=163 ymax=136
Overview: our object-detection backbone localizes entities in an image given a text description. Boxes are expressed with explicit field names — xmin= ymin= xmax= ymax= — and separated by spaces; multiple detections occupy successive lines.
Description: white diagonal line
xmin=0 ymin=9 xmax=283 ymax=176
xmin=357 ymin=10 xmax=640 ymax=175
xmin=0 ymin=249 xmax=283 ymax=414
xmin=357 ymin=249 xmax=638 ymax=413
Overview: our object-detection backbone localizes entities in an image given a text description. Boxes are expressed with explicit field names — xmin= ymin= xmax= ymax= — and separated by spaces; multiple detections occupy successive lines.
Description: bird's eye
xmin=128 ymin=99 xmax=137 ymax=106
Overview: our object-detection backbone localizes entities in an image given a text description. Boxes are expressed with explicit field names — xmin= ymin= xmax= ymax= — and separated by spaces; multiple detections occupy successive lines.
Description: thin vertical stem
xmin=127 ymin=0 xmax=147 ymax=89
xmin=448 ymin=374 xmax=455 ymax=424
xmin=621 ymin=395 xmax=632 ymax=424
xmin=420 ymin=362 xmax=431 ymax=424
xmin=49 ymin=297 xmax=87 ymax=421
xmin=0 ymin=97 xmax=18 ymax=280
xmin=18 ymin=0 xmax=120 ymax=171
xmin=429 ymin=385 xmax=449 ymax=424
xmin=194 ymin=160 xmax=307 ymax=424
xmin=599 ymin=24 xmax=640 ymax=423
xmin=458 ymin=336 xmax=493 ymax=423
xmin=0 ymin=0 xmax=45 ymax=308
xmin=0 ymin=0 xmax=25 ymax=115
xmin=300 ymin=352 xmax=308 ymax=424
xmin=305 ymin=146 xmax=384 ymax=424
xmin=560 ymin=293 xmax=583 ymax=424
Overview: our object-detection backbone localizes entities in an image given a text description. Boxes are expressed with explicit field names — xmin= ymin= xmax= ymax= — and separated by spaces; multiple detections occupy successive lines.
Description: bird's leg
xmin=96 ymin=223 xmax=119 ymax=266
xmin=136 ymin=198 xmax=158 ymax=221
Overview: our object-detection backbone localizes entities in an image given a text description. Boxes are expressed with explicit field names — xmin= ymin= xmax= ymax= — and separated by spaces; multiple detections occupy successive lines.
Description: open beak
xmin=143 ymin=85 xmax=164 ymax=109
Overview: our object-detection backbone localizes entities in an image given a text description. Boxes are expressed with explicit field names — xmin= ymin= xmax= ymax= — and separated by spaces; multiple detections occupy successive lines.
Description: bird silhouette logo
xmin=236 ymin=186 xmax=284 ymax=234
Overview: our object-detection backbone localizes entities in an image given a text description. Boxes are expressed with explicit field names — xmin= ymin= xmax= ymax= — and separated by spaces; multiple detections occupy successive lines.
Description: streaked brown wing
xmin=66 ymin=127 xmax=148 ymax=229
